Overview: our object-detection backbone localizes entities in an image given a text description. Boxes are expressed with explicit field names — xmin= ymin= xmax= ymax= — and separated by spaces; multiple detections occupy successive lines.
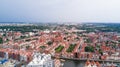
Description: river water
xmin=63 ymin=60 xmax=85 ymax=67
xmin=63 ymin=60 xmax=120 ymax=67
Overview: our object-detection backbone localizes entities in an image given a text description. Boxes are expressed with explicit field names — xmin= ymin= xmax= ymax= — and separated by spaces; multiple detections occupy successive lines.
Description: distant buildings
xmin=0 ymin=24 xmax=120 ymax=67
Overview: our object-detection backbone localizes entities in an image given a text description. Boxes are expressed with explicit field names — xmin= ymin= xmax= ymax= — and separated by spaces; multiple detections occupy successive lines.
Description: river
xmin=63 ymin=60 xmax=85 ymax=67
xmin=63 ymin=60 xmax=120 ymax=67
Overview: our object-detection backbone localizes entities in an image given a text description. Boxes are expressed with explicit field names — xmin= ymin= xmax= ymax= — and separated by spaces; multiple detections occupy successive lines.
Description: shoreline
xmin=52 ymin=56 xmax=120 ymax=63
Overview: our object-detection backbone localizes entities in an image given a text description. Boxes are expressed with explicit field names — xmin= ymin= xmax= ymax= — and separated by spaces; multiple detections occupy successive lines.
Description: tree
xmin=47 ymin=41 xmax=53 ymax=45
xmin=55 ymin=45 xmax=64 ymax=52
xmin=99 ymin=49 xmax=103 ymax=55
xmin=85 ymin=46 xmax=94 ymax=52
xmin=85 ymin=38 xmax=92 ymax=43
xmin=0 ymin=37 xmax=3 ymax=44
xmin=40 ymin=46 xmax=46 ymax=49
xmin=66 ymin=44 xmax=76 ymax=52
xmin=26 ymin=45 xmax=30 ymax=49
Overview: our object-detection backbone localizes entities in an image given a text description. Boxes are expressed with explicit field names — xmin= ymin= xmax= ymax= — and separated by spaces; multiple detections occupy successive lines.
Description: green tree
xmin=85 ymin=46 xmax=94 ymax=52
xmin=66 ymin=44 xmax=76 ymax=52
xmin=26 ymin=45 xmax=30 ymax=49
xmin=55 ymin=45 xmax=64 ymax=52
xmin=0 ymin=37 xmax=3 ymax=44
xmin=40 ymin=46 xmax=46 ymax=49
xmin=47 ymin=41 xmax=53 ymax=45
xmin=99 ymin=49 xmax=103 ymax=55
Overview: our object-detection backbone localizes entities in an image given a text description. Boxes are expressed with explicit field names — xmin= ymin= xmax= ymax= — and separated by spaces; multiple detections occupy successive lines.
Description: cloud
xmin=0 ymin=0 xmax=120 ymax=22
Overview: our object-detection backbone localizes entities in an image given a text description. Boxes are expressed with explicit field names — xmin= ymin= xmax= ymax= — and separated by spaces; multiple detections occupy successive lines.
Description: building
xmin=84 ymin=60 xmax=101 ymax=67
xmin=27 ymin=53 xmax=54 ymax=67
xmin=0 ymin=59 xmax=15 ymax=67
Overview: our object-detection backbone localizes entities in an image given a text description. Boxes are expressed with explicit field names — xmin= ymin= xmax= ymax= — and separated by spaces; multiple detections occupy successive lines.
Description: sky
xmin=0 ymin=0 xmax=120 ymax=23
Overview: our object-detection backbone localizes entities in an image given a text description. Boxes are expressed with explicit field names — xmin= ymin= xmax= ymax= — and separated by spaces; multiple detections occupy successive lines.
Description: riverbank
xmin=52 ymin=56 xmax=120 ymax=63
xmin=63 ymin=59 xmax=120 ymax=67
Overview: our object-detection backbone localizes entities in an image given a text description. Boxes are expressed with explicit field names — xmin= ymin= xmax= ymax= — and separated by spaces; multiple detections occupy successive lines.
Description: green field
xmin=55 ymin=45 xmax=64 ymax=52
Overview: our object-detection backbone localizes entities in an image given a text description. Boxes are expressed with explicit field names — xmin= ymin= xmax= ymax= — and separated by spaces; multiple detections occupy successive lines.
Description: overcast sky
xmin=0 ymin=0 xmax=120 ymax=23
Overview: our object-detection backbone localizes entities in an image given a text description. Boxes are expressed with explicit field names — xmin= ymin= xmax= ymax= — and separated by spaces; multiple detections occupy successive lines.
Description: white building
xmin=27 ymin=53 xmax=54 ymax=67
xmin=20 ymin=55 xmax=27 ymax=62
